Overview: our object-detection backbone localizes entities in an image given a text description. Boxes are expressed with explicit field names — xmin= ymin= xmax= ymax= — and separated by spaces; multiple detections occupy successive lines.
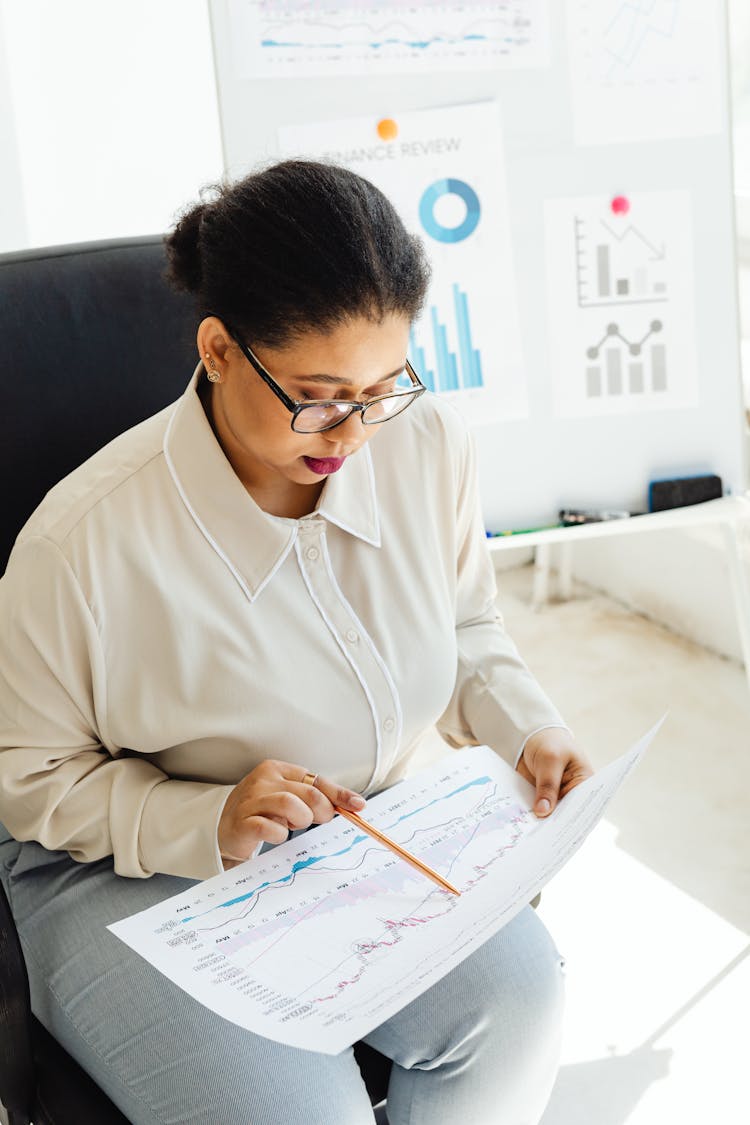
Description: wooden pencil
xmin=335 ymin=806 xmax=461 ymax=896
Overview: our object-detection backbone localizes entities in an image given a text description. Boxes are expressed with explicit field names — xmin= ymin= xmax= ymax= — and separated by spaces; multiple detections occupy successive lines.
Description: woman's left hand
xmin=516 ymin=727 xmax=594 ymax=818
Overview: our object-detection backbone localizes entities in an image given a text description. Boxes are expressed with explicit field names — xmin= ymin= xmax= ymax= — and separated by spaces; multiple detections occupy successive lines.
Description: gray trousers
xmin=0 ymin=832 xmax=565 ymax=1124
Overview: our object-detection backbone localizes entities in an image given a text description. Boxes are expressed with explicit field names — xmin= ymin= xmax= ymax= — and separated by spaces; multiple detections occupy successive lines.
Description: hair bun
xmin=163 ymin=202 xmax=207 ymax=294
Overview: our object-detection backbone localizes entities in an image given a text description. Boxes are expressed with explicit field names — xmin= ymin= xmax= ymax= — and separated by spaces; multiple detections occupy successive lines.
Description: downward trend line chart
xmin=574 ymin=212 xmax=668 ymax=309
xmin=109 ymin=733 xmax=654 ymax=1053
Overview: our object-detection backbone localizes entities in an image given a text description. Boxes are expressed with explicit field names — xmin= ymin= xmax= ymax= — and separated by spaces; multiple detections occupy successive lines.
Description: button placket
xmin=294 ymin=523 xmax=401 ymax=792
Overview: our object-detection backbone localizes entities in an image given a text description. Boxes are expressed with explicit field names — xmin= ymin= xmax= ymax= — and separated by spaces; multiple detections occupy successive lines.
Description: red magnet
xmin=611 ymin=195 xmax=630 ymax=215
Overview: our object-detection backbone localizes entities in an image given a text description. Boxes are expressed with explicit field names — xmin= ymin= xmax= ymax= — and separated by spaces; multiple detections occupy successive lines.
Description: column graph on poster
xmin=109 ymin=728 xmax=658 ymax=1053
xmin=544 ymin=191 xmax=698 ymax=419
xmin=226 ymin=0 xmax=551 ymax=79
xmin=566 ymin=0 xmax=723 ymax=145
xmin=279 ymin=102 xmax=527 ymax=426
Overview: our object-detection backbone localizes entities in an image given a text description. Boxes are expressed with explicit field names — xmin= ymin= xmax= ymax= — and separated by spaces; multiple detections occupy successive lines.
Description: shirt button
xmin=383 ymin=717 xmax=395 ymax=733
xmin=345 ymin=629 xmax=359 ymax=644
xmin=305 ymin=546 xmax=319 ymax=561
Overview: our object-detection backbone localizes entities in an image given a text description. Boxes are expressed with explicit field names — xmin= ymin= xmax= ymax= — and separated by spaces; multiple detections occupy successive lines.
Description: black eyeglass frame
xmin=224 ymin=324 xmax=426 ymax=433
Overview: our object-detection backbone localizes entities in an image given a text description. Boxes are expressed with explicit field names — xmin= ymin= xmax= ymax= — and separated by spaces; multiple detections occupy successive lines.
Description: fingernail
xmin=349 ymin=795 xmax=366 ymax=809
xmin=536 ymin=798 xmax=551 ymax=816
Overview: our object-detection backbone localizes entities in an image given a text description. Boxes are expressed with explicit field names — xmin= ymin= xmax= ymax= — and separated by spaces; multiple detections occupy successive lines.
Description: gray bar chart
xmin=584 ymin=320 xmax=666 ymax=399
xmin=576 ymin=214 xmax=668 ymax=308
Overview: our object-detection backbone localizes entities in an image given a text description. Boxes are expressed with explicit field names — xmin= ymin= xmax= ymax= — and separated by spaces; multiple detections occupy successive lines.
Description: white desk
xmin=486 ymin=496 xmax=750 ymax=691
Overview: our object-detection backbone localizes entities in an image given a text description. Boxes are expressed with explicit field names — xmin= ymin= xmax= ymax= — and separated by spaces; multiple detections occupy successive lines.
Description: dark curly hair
xmin=164 ymin=159 xmax=431 ymax=347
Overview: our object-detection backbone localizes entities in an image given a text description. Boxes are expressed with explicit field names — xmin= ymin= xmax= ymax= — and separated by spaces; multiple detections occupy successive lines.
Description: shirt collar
xmin=163 ymin=365 xmax=381 ymax=602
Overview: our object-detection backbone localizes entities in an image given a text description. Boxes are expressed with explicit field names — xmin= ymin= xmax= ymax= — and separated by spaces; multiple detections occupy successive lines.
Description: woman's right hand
xmin=217 ymin=759 xmax=366 ymax=868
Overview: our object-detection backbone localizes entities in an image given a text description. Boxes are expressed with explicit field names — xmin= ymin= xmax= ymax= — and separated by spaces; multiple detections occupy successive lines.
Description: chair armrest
xmin=0 ymin=880 xmax=35 ymax=1119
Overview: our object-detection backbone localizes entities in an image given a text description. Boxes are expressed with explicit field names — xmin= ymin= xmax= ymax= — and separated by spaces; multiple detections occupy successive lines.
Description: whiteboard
xmin=208 ymin=0 xmax=747 ymax=529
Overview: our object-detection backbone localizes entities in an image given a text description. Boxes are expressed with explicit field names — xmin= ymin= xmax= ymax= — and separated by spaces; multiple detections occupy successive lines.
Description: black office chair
xmin=0 ymin=238 xmax=393 ymax=1124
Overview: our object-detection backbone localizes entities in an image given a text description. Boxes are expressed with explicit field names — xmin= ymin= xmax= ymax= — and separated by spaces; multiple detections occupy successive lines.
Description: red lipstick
xmin=303 ymin=455 xmax=346 ymax=475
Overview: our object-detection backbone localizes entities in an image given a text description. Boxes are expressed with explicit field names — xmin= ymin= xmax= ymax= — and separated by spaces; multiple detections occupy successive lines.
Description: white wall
xmin=0 ymin=3 xmax=27 ymax=249
xmin=0 ymin=0 xmax=223 ymax=252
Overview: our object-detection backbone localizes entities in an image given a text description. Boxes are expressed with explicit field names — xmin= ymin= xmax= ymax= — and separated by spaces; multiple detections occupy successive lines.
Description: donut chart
xmin=418 ymin=178 xmax=481 ymax=243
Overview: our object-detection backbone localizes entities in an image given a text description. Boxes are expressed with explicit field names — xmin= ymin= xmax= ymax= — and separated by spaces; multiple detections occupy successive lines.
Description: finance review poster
xmin=279 ymin=101 xmax=528 ymax=426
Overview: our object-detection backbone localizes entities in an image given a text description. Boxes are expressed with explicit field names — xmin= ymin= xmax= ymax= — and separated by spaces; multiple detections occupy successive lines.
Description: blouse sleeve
xmin=435 ymin=427 xmax=569 ymax=766
xmin=0 ymin=535 xmax=233 ymax=880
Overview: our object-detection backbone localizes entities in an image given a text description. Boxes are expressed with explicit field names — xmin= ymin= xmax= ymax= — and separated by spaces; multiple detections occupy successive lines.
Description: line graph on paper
xmin=109 ymin=746 xmax=550 ymax=1041
xmin=109 ymin=734 xmax=655 ymax=1052
xmin=172 ymin=769 xmax=533 ymax=1009
xmin=575 ymin=0 xmax=700 ymax=87
xmin=226 ymin=0 xmax=550 ymax=77
xmin=567 ymin=0 xmax=723 ymax=144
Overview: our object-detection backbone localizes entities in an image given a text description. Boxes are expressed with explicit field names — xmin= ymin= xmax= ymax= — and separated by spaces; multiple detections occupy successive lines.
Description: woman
xmin=0 ymin=160 xmax=592 ymax=1124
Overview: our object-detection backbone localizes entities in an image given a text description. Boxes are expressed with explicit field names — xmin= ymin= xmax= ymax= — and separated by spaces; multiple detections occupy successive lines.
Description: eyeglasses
xmin=225 ymin=325 xmax=426 ymax=434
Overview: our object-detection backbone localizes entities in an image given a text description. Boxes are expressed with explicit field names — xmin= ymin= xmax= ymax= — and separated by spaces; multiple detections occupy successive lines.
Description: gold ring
xmin=301 ymin=772 xmax=318 ymax=787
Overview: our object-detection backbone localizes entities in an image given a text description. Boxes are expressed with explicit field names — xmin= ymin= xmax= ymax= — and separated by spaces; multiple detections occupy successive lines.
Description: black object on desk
xmin=648 ymin=474 xmax=723 ymax=512
xmin=559 ymin=509 xmax=631 ymax=526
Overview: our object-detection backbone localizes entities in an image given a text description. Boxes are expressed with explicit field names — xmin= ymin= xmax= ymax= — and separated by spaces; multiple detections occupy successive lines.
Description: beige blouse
xmin=0 ymin=366 xmax=565 ymax=881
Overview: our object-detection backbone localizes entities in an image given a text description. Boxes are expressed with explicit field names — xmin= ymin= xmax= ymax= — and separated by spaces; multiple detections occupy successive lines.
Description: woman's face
xmin=197 ymin=313 xmax=412 ymax=501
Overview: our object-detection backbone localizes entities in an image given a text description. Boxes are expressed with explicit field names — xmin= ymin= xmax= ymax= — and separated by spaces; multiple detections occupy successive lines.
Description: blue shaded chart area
xmin=168 ymin=769 xmax=534 ymax=1021
xmin=302 ymin=809 xmax=528 ymax=1006
xmin=244 ymin=1 xmax=546 ymax=74
xmin=261 ymin=32 xmax=493 ymax=52
xmin=182 ymin=774 xmax=498 ymax=926
xmin=110 ymin=735 xmax=652 ymax=1053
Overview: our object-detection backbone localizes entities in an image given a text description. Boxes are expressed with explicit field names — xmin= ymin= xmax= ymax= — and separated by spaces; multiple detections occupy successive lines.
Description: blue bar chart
xmin=279 ymin=103 xmax=529 ymax=424
xmin=410 ymin=283 xmax=484 ymax=394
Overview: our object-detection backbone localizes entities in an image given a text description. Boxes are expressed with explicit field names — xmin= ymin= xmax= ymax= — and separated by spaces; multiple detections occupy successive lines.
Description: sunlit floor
xmin=490 ymin=562 xmax=750 ymax=1125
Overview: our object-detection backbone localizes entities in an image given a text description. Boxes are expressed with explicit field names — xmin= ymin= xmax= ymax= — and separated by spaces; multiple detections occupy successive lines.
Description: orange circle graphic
xmin=376 ymin=118 xmax=398 ymax=142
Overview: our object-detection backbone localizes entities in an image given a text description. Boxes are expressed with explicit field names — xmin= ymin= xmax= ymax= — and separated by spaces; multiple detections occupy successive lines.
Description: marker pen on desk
xmin=558 ymin=509 xmax=631 ymax=525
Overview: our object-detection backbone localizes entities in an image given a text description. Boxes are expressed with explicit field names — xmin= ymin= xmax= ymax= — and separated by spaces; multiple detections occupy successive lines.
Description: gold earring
xmin=205 ymin=353 xmax=221 ymax=383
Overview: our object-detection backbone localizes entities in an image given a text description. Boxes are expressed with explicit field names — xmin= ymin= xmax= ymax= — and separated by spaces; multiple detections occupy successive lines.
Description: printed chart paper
xmin=110 ymin=723 xmax=661 ymax=1054
xmin=566 ymin=0 xmax=723 ymax=145
xmin=544 ymin=191 xmax=698 ymax=418
xmin=279 ymin=102 xmax=527 ymax=426
xmin=227 ymin=0 xmax=551 ymax=79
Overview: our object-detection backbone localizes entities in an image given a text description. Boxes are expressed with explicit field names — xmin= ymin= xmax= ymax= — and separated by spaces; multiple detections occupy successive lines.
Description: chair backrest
xmin=0 ymin=237 xmax=394 ymax=1114
xmin=0 ymin=236 xmax=199 ymax=573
